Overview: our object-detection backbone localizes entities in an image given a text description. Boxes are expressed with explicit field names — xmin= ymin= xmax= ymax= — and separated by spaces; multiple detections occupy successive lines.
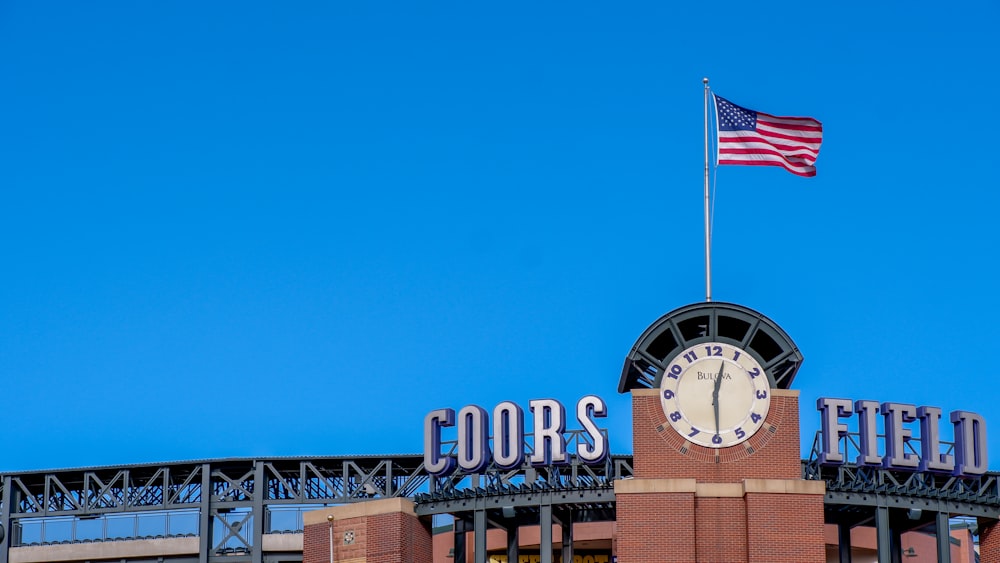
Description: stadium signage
xmin=424 ymin=395 xmax=609 ymax=477
xmin=816 ymin=398 xmax=988 ymax=477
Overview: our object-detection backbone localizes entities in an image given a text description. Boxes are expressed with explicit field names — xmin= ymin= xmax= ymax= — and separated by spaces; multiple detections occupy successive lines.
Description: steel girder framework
xmin=0 ymin=453 xmax=633 ymax=563
xmin=0 ymin=447 xmax=999 ymax=563
xmin=415 ymin=454 xmax=634 ymax=517
xmin=804 ymin=431 xmax=1000 ymax=519
xmin=0 ymin=455 xmax=430 ymax=563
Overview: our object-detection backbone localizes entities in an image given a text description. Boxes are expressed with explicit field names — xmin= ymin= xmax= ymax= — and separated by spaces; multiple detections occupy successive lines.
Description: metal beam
xmin=252 ymin=462 xmax=264 ymax=563
xmin=561 ymin=508 xmax=573 ymax=563
xmin=199 ymin=464 xmax=210 ymax=563
xmin=473 ymin=509 xmax=486 ymax=563
xmin=837 ymin=521 xmax=851 ymax=563
xmin=876 ymin=506 xmax=891 ymax=563
xmin=936 ymin=511 xmax=951 ymax=563
xmin=539 ymin=504 xmax=552 ymax=563
xmin=454 ymin=517 xmax=468 ymax=563
xmin=0 ymin=476 xmax=11 ymax=563
xmin=505 ymin=520 xmax=519 ymax=563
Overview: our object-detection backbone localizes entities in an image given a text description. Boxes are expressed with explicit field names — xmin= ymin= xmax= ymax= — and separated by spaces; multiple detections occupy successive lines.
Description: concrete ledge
xmin=614 ymin=478 xmax=697 ymax=494
xmin=743 ymin=479 xmax=825 ymax=495
xmin=771 ymin=389 xmax=799 ymax=397
xmin=304 ymin=497 xmax=416 ymax=525
xmin=696 ymin=483 xmax=744 ymax=498
xmin=11 ymin=536 xmax=198 ymax=563
xmin=262 ymin=532 xmax=303 ymax=551
xmin=614 ymin=478 xmax=825 ymax=498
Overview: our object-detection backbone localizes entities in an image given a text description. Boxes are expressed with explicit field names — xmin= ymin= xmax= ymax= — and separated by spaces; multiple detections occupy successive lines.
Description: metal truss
xmin=4 ymin=456 xmax=430 ymax=515
xmin=0 ymin=455 xmax=429 ymax=563
xmin=804 ymin=431 xmax=1000 ymax=518
xmin=0 ymin=451 xmax=629 ymax=563
xmin=416 ymin=451 xmax=633 ymax=518
xmin=427 ymin=430 xmax=631 ymax=495
xmin=3 ymin=444 xmax=1000 ymax=563
xmin=415 ymin=481 xmax=618 ymax=520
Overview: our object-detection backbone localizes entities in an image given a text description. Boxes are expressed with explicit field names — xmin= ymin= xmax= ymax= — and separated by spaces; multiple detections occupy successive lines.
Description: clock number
xmin=732 ymin=350 xmax=741 ymax=361
xmin=665 ymin=364 xmax=682 ymax=380
xmin=750 ymin=412 xmax=762 ymax=424
xmin=704 ymin=345 xmax=722 ymax=357
xmin=688 ymin=428 xmax=700 ymax=437
xmin=711 ymin=434 xmax=723 ymax=445
xmin=735 ymin=427 xmax=746 ymax=439
xmin=747 ymin=367 xmax=760 ymax=379
xmin=682 ymin=350 xmax=698 ymax=363
xmin=669 ymin=411 xmax=682 ymax=422
xmin=663 ymin=389 xmax=675 ymax=400
xmin=756 ymin=389 xmax=768 ymax=400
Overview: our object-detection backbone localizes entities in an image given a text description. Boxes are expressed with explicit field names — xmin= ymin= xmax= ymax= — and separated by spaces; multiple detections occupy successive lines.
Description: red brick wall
xmin=370 ymin=512 xmax=433 ymax=563
xmin=979 ymin=518 xmax=1000 ymax=563
xmin=304 ymin=508 xmax=432 ymax=563
xmin=615 ymin=492 xmax=695 ymax=562
xmin=303 ymin=521 xmax=332 ymax=563
xmin=745 ymin=493 xmax=825 ymax=563
xmin=616 ymin=389 xmax=825 ymax=563
xmin=632 ymin=391 xmax=802 ymax=481
xmin=694 ymin=497 xmax=746 ymax=562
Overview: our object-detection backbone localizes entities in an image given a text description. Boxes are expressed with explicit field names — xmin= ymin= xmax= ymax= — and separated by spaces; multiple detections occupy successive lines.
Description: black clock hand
xmin=712 ymin=359 xmax=725 ymax=436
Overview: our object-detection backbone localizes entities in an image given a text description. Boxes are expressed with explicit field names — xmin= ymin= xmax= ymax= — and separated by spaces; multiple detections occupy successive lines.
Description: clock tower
xmin=615 ymin=302 xmax=826 ymax=562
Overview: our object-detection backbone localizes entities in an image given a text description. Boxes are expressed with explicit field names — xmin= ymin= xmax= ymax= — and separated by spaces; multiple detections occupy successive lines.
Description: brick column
xmin=614 ymin=479 xmax=696 ymax=562
xmin=743 ymin=480 xmax=825 ymax=563
xmin=617 ymin=388 xmax=825 ymax=563
xmin=303 ymin=498 xmax=432 ymax=563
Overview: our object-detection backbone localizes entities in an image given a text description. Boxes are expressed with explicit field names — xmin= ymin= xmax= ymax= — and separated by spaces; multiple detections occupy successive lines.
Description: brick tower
xmin=615 ymin=302 xmax=826 ymax=563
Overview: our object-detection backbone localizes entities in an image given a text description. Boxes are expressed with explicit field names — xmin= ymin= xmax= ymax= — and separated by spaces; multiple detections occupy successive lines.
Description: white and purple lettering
xmin=423 ymin=395 xmax=609 ymax=477
xmin=576 ymin=395 xmax=608 ymax=463
xmin=457 ymin=405 xmax=491 ymax=473
xmin=492 ymin=401 xmax=524 ymax=470
xmin=529 ymin=399 xmax=568 ymax=466
xmin=952 ymin=410 xmax=988 ymax=476
xmin=423 ymin=408 xmax=456 ymax=476
xmin=855 ymin=400 xmax=882 ymax=466
xmin=816 ymin=397 xmax=988 ymax=477
xmin=816 ymin=398 xmax=852 ymax=464
xmin=917 ymin=406 xmax=954 ymax=472
xmin=881 ymin=402 xmax=919 ymax=469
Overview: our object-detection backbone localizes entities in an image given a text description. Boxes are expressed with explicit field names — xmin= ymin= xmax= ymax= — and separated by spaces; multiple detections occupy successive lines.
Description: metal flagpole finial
xmin=703 ymin=77 xmax=709 ymax=85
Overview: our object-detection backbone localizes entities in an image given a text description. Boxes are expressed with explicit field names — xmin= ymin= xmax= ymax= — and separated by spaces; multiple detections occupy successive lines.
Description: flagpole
xmin=703 ymin=78 xmax=711 ymax=302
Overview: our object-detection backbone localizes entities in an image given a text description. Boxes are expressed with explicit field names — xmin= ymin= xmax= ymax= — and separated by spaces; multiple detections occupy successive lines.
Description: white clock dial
xmin=659 ymin=342 xmax=771 ymax=448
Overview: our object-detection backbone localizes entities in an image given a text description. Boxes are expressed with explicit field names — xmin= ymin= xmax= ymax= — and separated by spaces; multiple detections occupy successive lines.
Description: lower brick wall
xmin=979 ymin=518 xmax=1000 ymax=563
xmin=745 ymin=493 xmax=824 ymax=563
xmin=615 ymin=491 xmax=695 ymax=562
xmin=617 ymin=388 xmax=825 ymax=563
xmin=303 ymin=500 xmax=432 ymax=563
xmin=303 ymin=521 xmax=330 ymax=563
xmin=369 ymin=512 xmax=433 ymax=563
xmin=694 ymin=497 xmax=746 ymax=562
xmin=616 ymin=486 xmax=824 ymax=563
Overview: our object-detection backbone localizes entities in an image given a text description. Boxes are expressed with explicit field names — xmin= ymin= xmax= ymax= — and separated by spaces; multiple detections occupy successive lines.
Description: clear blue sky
xmin=1 ymin=1 xmax=998 ymax=472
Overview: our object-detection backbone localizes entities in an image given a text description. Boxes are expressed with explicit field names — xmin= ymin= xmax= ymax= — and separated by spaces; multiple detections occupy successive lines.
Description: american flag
xmin=714 ymin=94 xmax=823 ymax=177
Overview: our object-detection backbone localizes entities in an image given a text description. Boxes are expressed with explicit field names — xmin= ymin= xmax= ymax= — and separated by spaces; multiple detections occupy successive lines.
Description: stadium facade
xmin=3 ymin=302 xmax=999 ymax=563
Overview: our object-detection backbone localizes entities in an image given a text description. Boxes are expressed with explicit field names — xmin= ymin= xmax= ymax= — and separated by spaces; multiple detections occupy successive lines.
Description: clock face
xmin=659 ymin=342 xmax=771 ymax=448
